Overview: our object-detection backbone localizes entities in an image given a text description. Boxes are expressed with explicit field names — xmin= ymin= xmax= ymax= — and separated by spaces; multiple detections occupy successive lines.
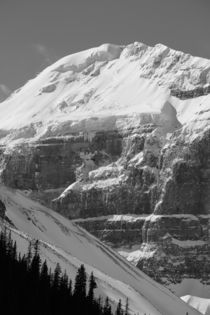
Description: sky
xmin=0 ymin=0 xmax=210 ymax=91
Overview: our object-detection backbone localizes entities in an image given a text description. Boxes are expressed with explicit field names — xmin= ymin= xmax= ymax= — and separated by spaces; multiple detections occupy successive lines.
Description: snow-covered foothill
xmin=0 ymin=185 xmax=201 ymax=315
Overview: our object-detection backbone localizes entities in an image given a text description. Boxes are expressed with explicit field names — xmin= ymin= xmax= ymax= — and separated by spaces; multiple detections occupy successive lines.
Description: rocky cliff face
xmin=65 ymin=126 xmax=210 ymax=295
xmin=74 ymin=215 xmax=146 ymax=249
xmin=0 ymin=41 xmax=209 ymax=297
xmin=138 ymin=128 xmax=210 ymax=292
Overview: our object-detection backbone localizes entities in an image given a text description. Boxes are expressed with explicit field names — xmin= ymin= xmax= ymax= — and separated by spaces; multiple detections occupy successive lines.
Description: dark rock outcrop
xmin=171 ymin=84 xmax=210 ymax=99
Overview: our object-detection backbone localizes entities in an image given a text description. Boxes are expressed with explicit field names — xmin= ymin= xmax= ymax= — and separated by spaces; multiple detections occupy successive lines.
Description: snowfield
xmin=0 ymin=185 xmax=201 ymax=315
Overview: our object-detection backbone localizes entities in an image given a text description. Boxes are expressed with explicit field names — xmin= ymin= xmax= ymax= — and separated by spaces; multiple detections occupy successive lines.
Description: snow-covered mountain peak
xmin=0 ymin=41 xmax=209 ymax=141
xmin=47 ymin=43 xmax=124 ymax=74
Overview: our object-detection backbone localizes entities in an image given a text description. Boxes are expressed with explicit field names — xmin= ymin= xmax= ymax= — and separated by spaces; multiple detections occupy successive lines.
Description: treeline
xmin=0 ymin=229 xmax=129 ymax=315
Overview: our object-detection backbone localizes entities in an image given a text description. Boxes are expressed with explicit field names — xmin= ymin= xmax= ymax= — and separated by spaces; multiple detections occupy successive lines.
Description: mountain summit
xmin=0 ymin=41 xmax=209 ymax=141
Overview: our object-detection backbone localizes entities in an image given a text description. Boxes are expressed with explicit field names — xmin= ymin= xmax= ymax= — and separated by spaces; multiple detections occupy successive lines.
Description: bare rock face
xmin=171 ymin=84 xmax=210 ymax=99
xmin=1 ymin=130 xmax=122 ymax=205
xmin=71 ymin=128 xmax=210 ymax=294
xmin=136 ymin=129 xmax=210 ymax=290
xmin=137 ymin=215 xmax=210 ymax=288
xmin=52 ymin=127 xmax=161 ymax=218
xmin=74 ymin=215 xmax=146 ymax=248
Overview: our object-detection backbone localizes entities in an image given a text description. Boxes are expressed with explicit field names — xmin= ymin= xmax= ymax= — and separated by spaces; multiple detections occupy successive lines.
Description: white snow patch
xmin=108 ymin=214 xmax=148 ymax=222
xmin=171 ymin=239 xmax=206 ymax=247
xmin=181 ymin=296 xmax=210 ymax=315
xmin=146 ymin=214 xmax=200 ymax=222
xmin=119 ymin=249 xmax=156 ymax=265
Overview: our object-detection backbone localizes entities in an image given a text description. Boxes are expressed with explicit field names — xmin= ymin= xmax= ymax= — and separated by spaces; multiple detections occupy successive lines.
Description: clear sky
xmin=0 ymin=0 xmax=210 ymax=90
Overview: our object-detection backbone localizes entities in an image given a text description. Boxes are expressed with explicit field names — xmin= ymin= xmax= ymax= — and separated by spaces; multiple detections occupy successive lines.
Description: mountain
xmin=0 ymin=41 xmax=209 ymax=301
xmin=0 ymin=185 xmax=201 ymax=315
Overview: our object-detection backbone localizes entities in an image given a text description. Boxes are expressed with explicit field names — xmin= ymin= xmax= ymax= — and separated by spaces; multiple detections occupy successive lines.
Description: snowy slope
xmin=0 ymin=42 xmax=209 ymax=143
xmin=0 ymin=185 xmax=201 ymax=315
xmin=182 ymin=296 xmax=210 ymax=315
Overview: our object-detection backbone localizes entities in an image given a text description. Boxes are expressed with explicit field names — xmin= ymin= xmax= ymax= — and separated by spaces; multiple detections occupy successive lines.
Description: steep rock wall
xmin=1 ymin=130 xmax=122 ymax=192
xmin=136 ymin=129 xmax=210 ymax=291
xmin=52 ymin=127 xmax=160 ymax=218
xmin=75 ymin=215 xmax=146 ymax=248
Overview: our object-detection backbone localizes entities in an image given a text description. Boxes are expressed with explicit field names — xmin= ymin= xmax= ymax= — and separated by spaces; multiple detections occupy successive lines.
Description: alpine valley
xmin=0 ymin=41 xmax=209 ymax=314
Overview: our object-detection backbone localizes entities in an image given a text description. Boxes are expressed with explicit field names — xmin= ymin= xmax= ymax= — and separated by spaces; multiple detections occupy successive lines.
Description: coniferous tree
xmin=30 ymin=247 xmax=41 ymax=280
xmin=51 ymin=262 xmax=62 ymax=315
xmin=125 ymin=298 xmax=129 ymax=315
xmin=74 ymin=264 xmax=87 ymax=299
xmin=68 ymin=279 xmax=73 ymax=297
xmin=40 ymin=260 xmax=49 ymax=283
xmin=116 ymin=299 xmax=123 ymax=315
xmin=33 ymin=239 xmax=40 ymax=256
xmin=11 ymin=240 xmax=17 ymax=261
xmin=60 ymin=270 xmax=69 ymax=292
xmin=40 ymin=259 xmax=50 ymax=313
xmin=26 ymin=240 xmax=32 ymax=268
xmin=52 ymin=262 xmax=61 ymax=289
xmin=103 ymin=297 xmax=112 ymax=315
xmin=88 ymin=271 xmax=97 ymax=302
xmin=60 ymin=270 xmax=70 ymax=307
xmin=97 ymin=296 xmax=103 ymax=315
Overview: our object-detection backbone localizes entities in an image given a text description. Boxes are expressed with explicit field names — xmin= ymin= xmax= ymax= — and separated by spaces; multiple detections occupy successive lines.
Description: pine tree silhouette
xmin=52 ymin=262 xmax=61 ymax=289
xmin=68 ymin=278 xmax=73 ymax=297
xmin=103 ymin=297 xmax=112 ymax=315
xmin=88 ymin=271 xmax=97 ymax=302
xmin=125 ymin=298 xmax=129 ymax=315
xmin=26 ymin=240 xmax=32 ymax=268
xmin=116 ymin=299 xmax=123 ymax=315
xmin=74 ymin=264 xmax=87 ymax=299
